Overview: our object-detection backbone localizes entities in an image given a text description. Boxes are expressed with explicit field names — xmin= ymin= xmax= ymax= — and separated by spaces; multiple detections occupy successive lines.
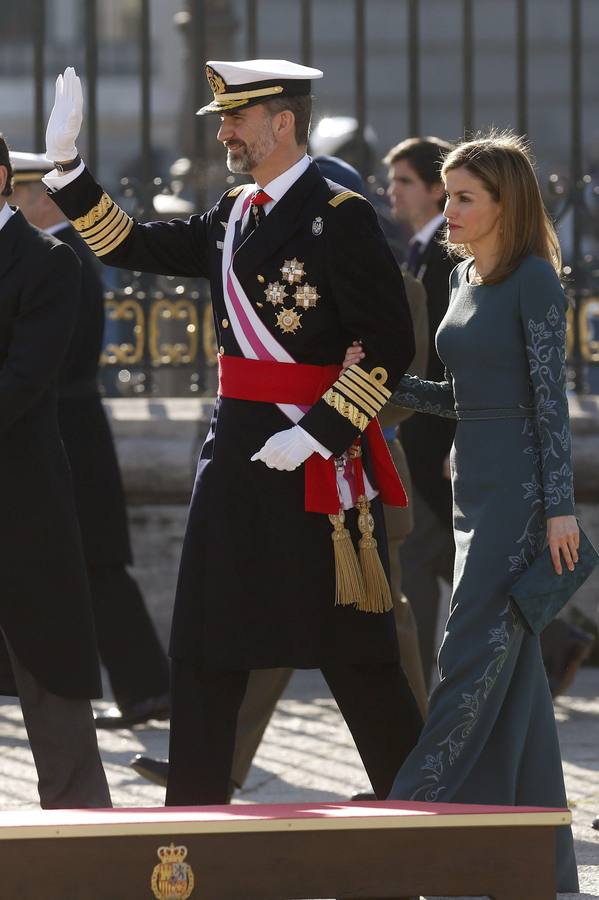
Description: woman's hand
xmin=547 ymin=515 xmax=579 ymax=575
xmin=342 ymin=340 xmax=365 ymax=373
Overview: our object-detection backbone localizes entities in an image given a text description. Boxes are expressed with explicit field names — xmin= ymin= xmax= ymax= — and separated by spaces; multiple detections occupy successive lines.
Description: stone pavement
xmin=0 ymin=666 xmax=598 ymax=899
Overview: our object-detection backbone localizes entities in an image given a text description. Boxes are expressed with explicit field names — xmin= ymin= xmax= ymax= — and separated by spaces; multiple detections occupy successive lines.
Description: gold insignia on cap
xmin=294 ymin=283 xmax=320 ymax=309
xmin=265 ymin=281 xmax=287 ymax=305
xmin=151 ymin=843 xmax=194 ymax=900
xmin=276 ymin=308 xmax=302 ymax=334
xmin=281 ymin=258 xmax=305 ymax=285
xmin=206 ymin=65 xmax=226 ymax=95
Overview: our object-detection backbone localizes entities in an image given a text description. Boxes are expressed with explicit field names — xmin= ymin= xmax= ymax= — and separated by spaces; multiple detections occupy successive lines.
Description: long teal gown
xmin=389 ymin=254 xmax=578 ymax=892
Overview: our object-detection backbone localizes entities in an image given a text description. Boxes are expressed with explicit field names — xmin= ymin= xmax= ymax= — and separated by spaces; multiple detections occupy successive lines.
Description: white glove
xmin=250 ymin=425 xmax=314 ymax=471
xmin=45 ymin=67 xmax=83 ymax=163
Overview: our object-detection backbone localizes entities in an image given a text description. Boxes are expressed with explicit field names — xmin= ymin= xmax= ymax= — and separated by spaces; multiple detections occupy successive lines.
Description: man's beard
xmin=225 ymin=126 xmax=276 ymax=174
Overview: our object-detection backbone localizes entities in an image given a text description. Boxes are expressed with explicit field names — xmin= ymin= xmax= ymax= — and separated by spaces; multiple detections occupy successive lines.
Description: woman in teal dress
xmin=385 ymin=133 xmax=579 ymax=892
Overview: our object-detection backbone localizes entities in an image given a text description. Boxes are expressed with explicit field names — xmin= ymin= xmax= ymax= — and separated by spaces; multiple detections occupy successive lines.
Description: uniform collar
xmin=257 ymin=154 xmax=311 ymax=213
xmin=409 ymin=212 xmax=445 ymax=250
xmin=0 ymin=202 xmax=15 ymax=232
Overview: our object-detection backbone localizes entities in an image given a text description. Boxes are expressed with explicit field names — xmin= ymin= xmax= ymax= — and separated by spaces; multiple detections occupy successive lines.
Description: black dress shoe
xmin=592 ymin=814 xmax=599 ymax=830
xmin=130 ymin=755 xmax=168 ymax=787
xmin=94 ymin=692 xmax=170 ymax=729
xmin=351 ymin=791 xmax=377 ymax=801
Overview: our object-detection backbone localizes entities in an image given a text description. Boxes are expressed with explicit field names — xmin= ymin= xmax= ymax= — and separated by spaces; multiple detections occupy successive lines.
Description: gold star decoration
xmin=276 ymin=307 xmax=303 ymax=334
xmin=280 ymin=258 xmax=305 ymax=285
xmin=293 ymin=283 xmax=320 ymax=309
xmin=264 ymin=281 xmax=288 ymax=306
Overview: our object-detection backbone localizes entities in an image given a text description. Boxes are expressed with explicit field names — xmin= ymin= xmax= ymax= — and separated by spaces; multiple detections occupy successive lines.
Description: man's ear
xmin=430 ymin=181 xmax=445 ymax=204
xmin=0 ymin=165 xmax=7 ymax=197
xmin=274 ymin=109 xmax=296 ymax=141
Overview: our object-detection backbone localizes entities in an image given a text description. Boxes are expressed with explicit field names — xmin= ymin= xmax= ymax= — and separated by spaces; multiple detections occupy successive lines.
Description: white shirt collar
xmin=45 ymin=221 xmax=70 ymax=236
xmin=410 ymin=212 xmax=446 ymax=249
xmin=257 ymin=154 xmax=311 ymax=213
xmin=0 ymin=203 xmax=15 ymax=232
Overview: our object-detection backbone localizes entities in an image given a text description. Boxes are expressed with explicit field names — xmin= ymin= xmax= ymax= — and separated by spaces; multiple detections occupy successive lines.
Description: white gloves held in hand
xmin=45 ymin=67 xmax=83 ymax=163
xmin=251 ymin=425 xmax=314 ymax=471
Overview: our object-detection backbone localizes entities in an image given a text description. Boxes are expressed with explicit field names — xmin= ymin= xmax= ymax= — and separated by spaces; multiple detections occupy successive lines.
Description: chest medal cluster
xmin=263 ymin=258 xmax=321 ymax=335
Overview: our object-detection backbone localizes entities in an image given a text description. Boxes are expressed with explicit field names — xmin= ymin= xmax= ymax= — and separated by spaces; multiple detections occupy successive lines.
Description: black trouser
xmin=89 ymin=564 xmax=170 ymax=709
xmin=165 ymin=661 xmax=423 ymax=806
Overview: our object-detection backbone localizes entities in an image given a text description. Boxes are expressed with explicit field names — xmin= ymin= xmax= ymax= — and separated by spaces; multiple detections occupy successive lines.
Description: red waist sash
xmin=218 ymin=355 xmax=408 ymax=514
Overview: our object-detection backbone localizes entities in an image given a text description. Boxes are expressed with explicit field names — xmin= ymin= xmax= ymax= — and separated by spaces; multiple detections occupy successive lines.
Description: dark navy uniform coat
xmin=50 ymin=162 xmax=414 ymax=671
xmin=54 ymin=224 xmax=131 ymax=567
xmin=0 ymin=210 xmax=102 ymax=698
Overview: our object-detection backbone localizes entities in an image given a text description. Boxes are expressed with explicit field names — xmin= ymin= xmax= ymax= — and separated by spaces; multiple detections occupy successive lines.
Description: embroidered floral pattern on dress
xmin=391 ymin=374 xmax=457 ymax=419
xmin=525 ymin=302 xmax=574 ymax=513
xmin=411 ymin=601 xmax=519 ymax=801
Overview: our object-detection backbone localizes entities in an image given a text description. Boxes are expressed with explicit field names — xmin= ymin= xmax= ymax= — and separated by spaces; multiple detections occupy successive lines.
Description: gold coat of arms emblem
xmin=151 ymin=843 xmax=195 ymax=899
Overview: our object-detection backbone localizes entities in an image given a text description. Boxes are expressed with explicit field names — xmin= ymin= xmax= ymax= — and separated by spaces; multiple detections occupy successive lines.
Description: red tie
xmin=251 ymin=189 xmax=272 ymax=209
xmin=247 ymin=189 xmax=272 ymax=232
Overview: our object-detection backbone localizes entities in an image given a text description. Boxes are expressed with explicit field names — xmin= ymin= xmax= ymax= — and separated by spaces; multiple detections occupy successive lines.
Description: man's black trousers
xmin=89 ymin=564 xmax=170 ymax=709
xmin=165 ymin=660 xmax=424 ymax=805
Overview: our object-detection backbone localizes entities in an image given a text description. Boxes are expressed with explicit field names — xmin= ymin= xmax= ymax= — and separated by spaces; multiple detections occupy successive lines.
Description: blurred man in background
xmin=384 ymin=137 xmax=456 ymax=688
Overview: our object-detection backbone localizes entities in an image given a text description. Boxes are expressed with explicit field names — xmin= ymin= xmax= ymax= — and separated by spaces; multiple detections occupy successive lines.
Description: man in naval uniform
xmin=43 ymin=62 xmax=422 ymax=806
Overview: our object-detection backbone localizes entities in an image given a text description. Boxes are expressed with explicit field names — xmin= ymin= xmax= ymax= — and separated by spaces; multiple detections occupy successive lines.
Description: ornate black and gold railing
xmin=98 ymin=283 xmax=217 ymax=398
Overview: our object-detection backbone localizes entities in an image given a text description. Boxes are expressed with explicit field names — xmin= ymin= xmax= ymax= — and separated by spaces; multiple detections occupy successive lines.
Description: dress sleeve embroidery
xmin=390 ymin=371 xmax=457 ymax=419
xmin=521 ymin=267 xmax=575 ymax=517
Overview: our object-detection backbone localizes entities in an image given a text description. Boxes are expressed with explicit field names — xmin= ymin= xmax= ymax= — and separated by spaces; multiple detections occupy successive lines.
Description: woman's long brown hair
xmin=442 ymin=130 xmax=561 ymax=284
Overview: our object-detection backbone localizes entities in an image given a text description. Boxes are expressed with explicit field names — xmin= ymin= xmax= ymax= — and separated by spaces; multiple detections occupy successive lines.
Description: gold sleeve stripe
xmin=81 ymin=204 xmax=123 ymax=244
xmin=323 ymin=388 xmax=369 ymax=431
xmin=71 ymin=193 xmax=112 ymax=231
xmin=94 ymin=218 xmax=134 ymax=257
xmin=342 ymin=367 xmax=390 ymax=406
xmin=85 ymin=207 xmax=131 ymax=250
xmin=227 ymin=185 xmax=244 ymax=197
xmin=337 ymin=375 xmax=380 ymax=417
xmin=346 ymin=364 xmax=392 ymax=399
xmin=328 ymin=190 xmax=366 ymax=208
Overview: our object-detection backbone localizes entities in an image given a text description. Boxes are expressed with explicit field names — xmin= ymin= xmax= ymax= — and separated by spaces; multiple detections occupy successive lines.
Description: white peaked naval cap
xmin=9 ymin=151 xmax=53 ymax=184
xmin=198 ymin=58 xmax=323 ymax=116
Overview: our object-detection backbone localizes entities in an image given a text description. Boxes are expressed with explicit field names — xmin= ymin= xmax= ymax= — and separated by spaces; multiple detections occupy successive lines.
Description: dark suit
xmin=54 ymin=224 xmax=169 ymax=710
xmin=0 ymin=208 xmax=109 ymax=806
xmin=400 ymin=226 xmax=457 ymax=685
xmin=50 ymin=162 xmax=423 ymax=803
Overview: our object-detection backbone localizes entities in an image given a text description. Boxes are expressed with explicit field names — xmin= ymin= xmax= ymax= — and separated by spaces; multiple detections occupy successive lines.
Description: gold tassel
xmin=329 ymin=510 xmax=366 ymax=608
xmin=356 ymin=495 xmax=394 ymax=613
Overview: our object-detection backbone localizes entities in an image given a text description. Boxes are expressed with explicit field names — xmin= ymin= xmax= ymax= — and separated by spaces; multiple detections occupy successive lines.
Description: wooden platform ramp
xmin=0 ymin=800 xmax=569 ymax=899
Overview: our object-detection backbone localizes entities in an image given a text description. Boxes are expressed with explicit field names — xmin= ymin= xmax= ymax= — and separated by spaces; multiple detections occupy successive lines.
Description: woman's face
xmin=443 ymin=166 xmax=502 ymax=252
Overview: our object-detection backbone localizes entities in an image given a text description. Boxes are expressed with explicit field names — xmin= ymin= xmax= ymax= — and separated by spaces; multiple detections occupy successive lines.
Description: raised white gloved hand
xmin=250 ymin=425 xmax=314 ymax=471
xmin=45 ymin=67 xmax=83 ymax=163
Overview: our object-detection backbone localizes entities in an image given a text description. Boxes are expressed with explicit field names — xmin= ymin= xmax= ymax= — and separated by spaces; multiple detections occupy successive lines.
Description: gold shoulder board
xmin=328 ymin=190 xmax=367 ymax=208
xmin=227 ymin=185 xmax=245 ymax=197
